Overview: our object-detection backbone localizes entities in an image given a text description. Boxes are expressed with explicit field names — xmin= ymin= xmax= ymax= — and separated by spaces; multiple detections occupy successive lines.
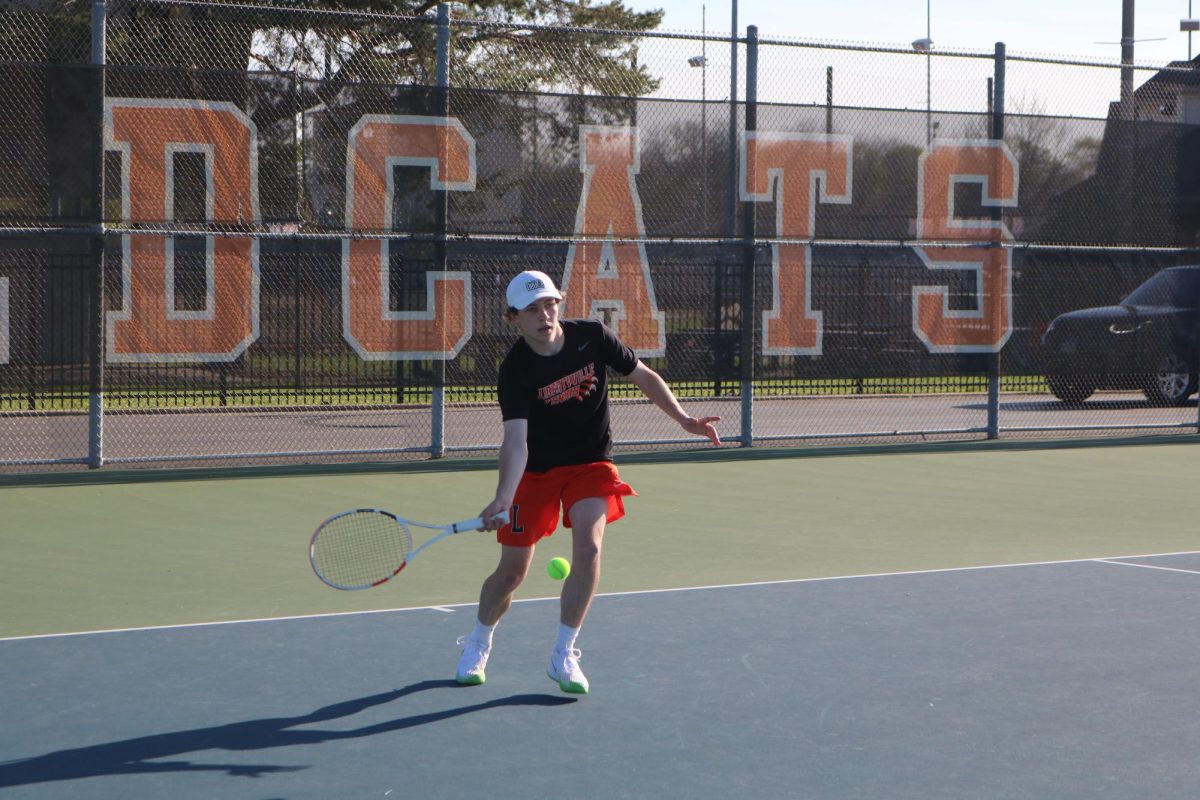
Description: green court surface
xmin=2 ymin=441 xmax=1197 ymax=640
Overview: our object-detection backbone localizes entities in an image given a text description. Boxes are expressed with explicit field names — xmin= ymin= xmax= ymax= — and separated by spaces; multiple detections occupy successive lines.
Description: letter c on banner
xmin=343 ymin=115 xmax=476 ymax=360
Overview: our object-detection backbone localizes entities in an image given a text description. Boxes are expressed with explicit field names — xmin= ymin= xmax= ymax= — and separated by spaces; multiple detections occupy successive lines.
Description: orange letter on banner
xmin=105 ymin=99 xmax=259 ymax=362
xmin=912 ymin=140 xmax=1018 ymax=352
xmin=0 ymin=277 xmax=8 ymax=364
xmin=741 ymin=132 xmax=852 ymax=355
xmin=561 ymin=126 xmax=665 ymax=356
xmin=343 ymin=115 xmax=476 ymax=360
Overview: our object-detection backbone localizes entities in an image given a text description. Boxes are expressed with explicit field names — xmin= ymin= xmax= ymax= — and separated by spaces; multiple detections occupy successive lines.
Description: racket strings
xmin=311 ymin=511 xmax=413 ymax=590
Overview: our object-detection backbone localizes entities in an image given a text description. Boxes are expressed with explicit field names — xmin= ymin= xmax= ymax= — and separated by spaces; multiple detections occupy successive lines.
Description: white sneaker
xmin=548 ymin=647 xmax=589 ymax=694
xmin=455 ymin=636 xmax=490 ymax=686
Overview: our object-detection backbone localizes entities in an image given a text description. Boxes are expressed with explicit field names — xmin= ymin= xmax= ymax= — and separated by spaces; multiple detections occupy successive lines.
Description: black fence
xmin=3 ymin=0 xmax=1200 ymax=469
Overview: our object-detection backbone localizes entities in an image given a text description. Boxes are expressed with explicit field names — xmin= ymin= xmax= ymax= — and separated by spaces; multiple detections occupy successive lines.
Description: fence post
xmin=825 ymin=65 xmax=833 ymax=134
xmin=87 ymin=0 xmax=106 ymax=468
xmin=430 ymin=3 xmax=451 ymax=459
xmin=986 ymin=41 xmax=1006 ymax=440
xmin=739 ymin=25 xmax=757 ymax=447
xmin=724 ymin=2 xmax=738 ymax=240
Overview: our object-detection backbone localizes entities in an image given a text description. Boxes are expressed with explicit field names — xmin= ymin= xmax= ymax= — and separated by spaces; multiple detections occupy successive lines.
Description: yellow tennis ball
xmin=547 ymin=557 xmax=571 ymax=581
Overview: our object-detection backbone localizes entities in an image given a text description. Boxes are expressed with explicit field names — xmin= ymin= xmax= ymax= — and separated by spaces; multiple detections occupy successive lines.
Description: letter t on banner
xmin=741 ymin=132 xmax=853 ymax=355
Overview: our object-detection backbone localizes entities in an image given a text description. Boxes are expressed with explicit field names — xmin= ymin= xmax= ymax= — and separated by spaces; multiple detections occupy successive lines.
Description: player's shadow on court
xmin=0 ymin=678 xmax=575 ymax=788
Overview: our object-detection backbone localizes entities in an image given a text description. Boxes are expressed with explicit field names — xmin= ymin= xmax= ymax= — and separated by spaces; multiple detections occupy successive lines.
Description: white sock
xmin=554 ymin=623 xmax=580 ymax=653
xmin=472 ymin=619 xmax=496 ymax=647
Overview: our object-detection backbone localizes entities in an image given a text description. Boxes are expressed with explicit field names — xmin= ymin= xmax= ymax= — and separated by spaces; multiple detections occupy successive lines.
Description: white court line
xmin=4 ymin=548 xmax=1200 ymax=644
xmin=1095 ymin=558 xmax=1200 ymax=577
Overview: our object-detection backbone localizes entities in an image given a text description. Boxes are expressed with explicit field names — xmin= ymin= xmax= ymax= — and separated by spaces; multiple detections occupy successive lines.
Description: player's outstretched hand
xmin=682 ymin=416 xmax=722 ymax=446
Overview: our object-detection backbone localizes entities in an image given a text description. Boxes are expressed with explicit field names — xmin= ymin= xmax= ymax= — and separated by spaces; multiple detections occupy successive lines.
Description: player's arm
xmin=626 ymin=362 xmax=721 ymax=446
xmin=481 ymin=418 xmax=528 ymax=529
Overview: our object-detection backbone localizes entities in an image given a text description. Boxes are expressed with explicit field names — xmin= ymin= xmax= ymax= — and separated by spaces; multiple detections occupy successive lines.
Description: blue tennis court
xmin=4 ymin=550 xmax=1200 ymax=799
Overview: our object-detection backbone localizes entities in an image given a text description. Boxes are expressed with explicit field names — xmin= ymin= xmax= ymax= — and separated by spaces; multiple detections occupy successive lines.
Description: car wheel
xmin=1142 ymin=353 xmax=1198 ymax=406
xmin=1046 ymin=375 xmax=1095 ymax=403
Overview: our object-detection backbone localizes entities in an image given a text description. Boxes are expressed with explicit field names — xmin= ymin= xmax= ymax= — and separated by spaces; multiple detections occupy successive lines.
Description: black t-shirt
xmin=498 ymin=319 xmax=639 ymax=472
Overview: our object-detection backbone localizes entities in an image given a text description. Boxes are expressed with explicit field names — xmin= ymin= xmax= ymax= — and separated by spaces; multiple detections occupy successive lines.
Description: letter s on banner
xmin=912 ymin=140 xmax=1018 ymax=353
xmin=105 ymin=99 xmax=260 ymax=363
xmin=343 ymin=115 xmax=476 ymax=360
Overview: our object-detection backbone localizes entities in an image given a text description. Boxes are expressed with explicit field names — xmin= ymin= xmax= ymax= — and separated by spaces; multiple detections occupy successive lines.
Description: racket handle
xmin=454 ymin=509 xmax=509 ymax=533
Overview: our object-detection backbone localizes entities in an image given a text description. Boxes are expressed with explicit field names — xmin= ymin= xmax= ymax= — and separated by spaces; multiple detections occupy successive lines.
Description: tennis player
xmin=456 ymin=269 xmax=721 ymax=693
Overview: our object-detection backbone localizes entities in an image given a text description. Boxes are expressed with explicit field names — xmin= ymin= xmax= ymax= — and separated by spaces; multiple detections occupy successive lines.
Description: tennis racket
xmin=309 ymin=509 xmax=508 ymax=591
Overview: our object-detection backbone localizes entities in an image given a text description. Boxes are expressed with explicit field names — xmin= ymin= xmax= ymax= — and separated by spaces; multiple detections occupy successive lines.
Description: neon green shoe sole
xmin=455 ymin=636 xmax=490 ymax=686
xmin=547 ymin=668 xmax=588 ymax=694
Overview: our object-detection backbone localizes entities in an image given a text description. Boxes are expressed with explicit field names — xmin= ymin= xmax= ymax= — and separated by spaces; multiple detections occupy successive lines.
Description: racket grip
xmin=456 ymin=509 xmax=509 ymax=532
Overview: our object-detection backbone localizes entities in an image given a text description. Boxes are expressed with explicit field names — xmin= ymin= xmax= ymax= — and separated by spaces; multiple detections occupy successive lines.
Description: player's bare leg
xmin=478 ymin=544 xmax=535 ymax=625
xmin=561 ymin=497 xmax=606 ymax=626
xmin=457 ymin=545 xmax=533 ymax=685
xmin=549 ymin=496 xmax=607 ymax=694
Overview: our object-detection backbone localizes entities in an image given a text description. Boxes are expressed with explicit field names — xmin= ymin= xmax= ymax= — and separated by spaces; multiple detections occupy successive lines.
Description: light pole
xmin=725 ymin=0 xmax=738 ymax=239
xmin=912 ymin=0 xmax=932 ymax=146
xmin=1183 ymin=2 xmax=1198 ymax=59
xmin=689 ymin=6 xmax=708 ymax=227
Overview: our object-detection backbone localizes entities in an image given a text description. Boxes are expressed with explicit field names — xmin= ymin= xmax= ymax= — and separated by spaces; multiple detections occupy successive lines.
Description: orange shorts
xmin=498 ymin=461 xmax=637 ymax=547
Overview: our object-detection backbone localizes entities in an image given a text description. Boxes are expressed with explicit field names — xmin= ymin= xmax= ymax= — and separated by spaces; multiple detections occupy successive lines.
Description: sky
xmin=615 ymin=1 xmax=1199 ymax=118
xmin=624 ymin=0 xmax=1200 ymax=65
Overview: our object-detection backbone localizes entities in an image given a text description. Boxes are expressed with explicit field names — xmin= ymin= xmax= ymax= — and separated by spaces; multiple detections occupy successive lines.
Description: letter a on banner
xmin=912 ymin=140 xmax=1018 ymax=352
xmin=742 ymin=132 xmax=853 ymax=355
xmin=562 ymin=126 xmax=665 ymax=356
xmin=343 ymin=115 xmax=476 ymax=360
xmin=106 ymin=99 xmax=260 ymax=362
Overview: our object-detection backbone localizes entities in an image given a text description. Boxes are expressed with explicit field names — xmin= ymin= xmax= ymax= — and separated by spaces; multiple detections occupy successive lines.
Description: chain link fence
xmin=3 ymin=0 xmax=1200 ymax=471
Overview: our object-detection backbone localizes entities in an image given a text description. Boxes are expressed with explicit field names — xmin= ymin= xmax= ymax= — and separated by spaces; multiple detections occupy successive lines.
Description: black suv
xmin=1040 ymin=266 xmax=1200 ymax=405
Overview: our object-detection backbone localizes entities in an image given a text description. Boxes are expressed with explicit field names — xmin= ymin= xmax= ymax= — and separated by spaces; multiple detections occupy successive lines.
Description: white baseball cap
xmin=506 ymin=270 xmax=562 ymax=310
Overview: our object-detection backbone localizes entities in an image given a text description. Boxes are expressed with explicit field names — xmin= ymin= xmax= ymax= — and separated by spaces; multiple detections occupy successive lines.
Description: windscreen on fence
xmin=3 ymin=0 xmax=1200 ymax=468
